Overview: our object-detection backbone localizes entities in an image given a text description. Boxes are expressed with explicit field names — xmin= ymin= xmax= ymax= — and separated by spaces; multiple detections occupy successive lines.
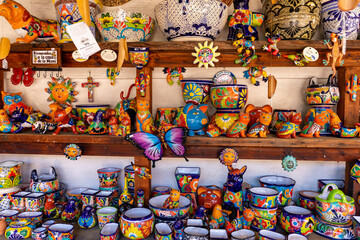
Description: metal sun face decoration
xmin=45 ymin=76 xmax=78 ymax=105
xmin=192 ymin=41 xmax=220 ymax=69
xmin=64 ymin=143 xmax=82 ymax=161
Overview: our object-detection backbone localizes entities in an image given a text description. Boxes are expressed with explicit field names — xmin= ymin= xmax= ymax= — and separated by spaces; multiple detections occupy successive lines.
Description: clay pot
xmin=0 ymin=217 xmax=6 ymax=235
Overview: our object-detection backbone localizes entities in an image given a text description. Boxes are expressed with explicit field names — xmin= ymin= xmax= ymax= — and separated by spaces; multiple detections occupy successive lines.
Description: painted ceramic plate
xmin=72 ymin=50 xmax=89 ymax=62
xmin=303 ymin=47 xmax=319 ymax=62
xmin=213 ymin=70 xmax=237 ymax=85
xmin=101 ymin=49 xmax=117 ymax=62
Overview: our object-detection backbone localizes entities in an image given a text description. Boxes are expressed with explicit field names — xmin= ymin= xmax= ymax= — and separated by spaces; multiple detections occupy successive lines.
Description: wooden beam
xmin=0 ymin=70 xmax=4 ymax=109
xmin=134 ymin=156 xmax=152 ymax=207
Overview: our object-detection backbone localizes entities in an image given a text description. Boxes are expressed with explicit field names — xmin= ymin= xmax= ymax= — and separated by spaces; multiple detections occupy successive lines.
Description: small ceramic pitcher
xmin=155 ymin=223 xmax=173 ymax=240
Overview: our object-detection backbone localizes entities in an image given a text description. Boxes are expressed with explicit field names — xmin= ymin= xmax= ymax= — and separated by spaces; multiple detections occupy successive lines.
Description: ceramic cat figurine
xmin=277 ymin=112 xmax=302 ymax=138
xmin=300 ymin=113 xmax=328 ymax=138
xmin=0 ymin=109 xmax=19 ymax=133
xmin=1 ymin=91 xmax=32 ymax=115
xmin=136 ymin=99 xmax=154 ymax=133
xmin=240 ymin=207 xmax=254 ymax=229
xmin=163 ymin=188 xmax=180 ymax=209
xmin=246 ymin=112 xmax=272 ymax=137
xmin=227 ymin=112 xmax=250 ymax=137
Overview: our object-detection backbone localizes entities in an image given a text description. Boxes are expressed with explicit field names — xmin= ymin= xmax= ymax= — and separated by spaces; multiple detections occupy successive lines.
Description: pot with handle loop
xmin=305 ymin=75 xmax=340 ymax=106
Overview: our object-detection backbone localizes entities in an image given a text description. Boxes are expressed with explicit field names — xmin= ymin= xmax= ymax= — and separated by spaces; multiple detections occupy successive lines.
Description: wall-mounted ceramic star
xmin=192 ymin=41 xmax=220 ymax=69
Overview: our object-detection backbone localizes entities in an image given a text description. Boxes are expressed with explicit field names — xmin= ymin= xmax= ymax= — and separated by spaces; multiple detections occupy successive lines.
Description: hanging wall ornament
xmin=219 ymin=148 xmax=239 ymax=171
xmin=81 ymin=73 xmax=99 ymax=103
xmin=323 ymin=33 xmax=344 ymax=79
xmin=45 ymin=76 xmax=78 ymax=105
xmin=106 ymin=68 xmax=119 ymax=86
xmin=243 ymin=67 xmax=268 ymax=86
xmin=192 ymin=41 xmax=220 ymax=69
xmin=101 ymin=49 xmax=117 ymax=62
xmin=135 ymin=71 xmax=150 ymax=97
xmin=233 ymin=34 xmax=257 ymax=66
xmin=64 ymin=144 xmax=82 ymax=161
xmin=282 ymin=155 xmax=297 ymax=172
xmin=72 ymin=50 xmax=89 ymax=62
xmin=163 ymin=67 xmax=186 ymax=86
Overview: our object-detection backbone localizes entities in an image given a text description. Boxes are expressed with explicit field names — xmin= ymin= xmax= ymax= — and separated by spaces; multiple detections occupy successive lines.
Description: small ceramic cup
xmin=288 ymin=233 xmax=308 ymax=240
xmin=100 ymin=222 xmax=119 ymax=240
xmin=31 ymin=227 xmax=48 ymax=240
xmin=42 ymin=219 xmax=55 ymax=229
xmin=17 ymin=211 xmax=43 ymax=227
xmin=81 ymin=189 xmax=99 ymax=208
xmin=298 ymin=191 xmax=319 ymax=211
xmin=280 ymin=206 xmax=315 ymax=236
xmin=97 ymin=206 xmax=118 ymax=229
xmin=210 ymin=229 xmax=228 ymax=239
xmin=48 ymin=223 xmax=74 ymax=240
xmin=155 ymin=222 xmax=173 ymax=240
xmin=231 ymin=229 xmax=256 ymax=240
xmin=249 ymin=187 xmax=279 ymax=209
xmin=183 ymin=227 xmax=209 ymax=240
xmin=67 ymin=187 xmax=89 ymax=203
xmin=97 ymin=167 xmax=121 ymax=188
xmin=259 ymin=230 xmax=285 ymax=240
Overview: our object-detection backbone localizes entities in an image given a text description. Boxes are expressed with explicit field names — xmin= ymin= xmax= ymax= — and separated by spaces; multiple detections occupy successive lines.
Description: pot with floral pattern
xmin=97 ymin=206 xmax=117 ymax=230
xmin=25 ymin=193 xmax=45 ymax=212
xmin=252 ymin=215 xmax=277 ymax=230
xmin=17 ymin=211 xmax=43 ymax=227
xmin=149 ymin=195 xmax=191 ymax=220
xmin=129 ymin=47 xmax=149 ymax=69
xmin=100 ymin=222 xmax=119 ymax=240
xmin=0 ymin=209 xmax=19 ymax=223
xmin=5 ymin=220 xmax=35 ymax=239
xmin=298 ymin=191 xmax=319 ymax=211
xmin=120 ymin=207 xmax=154 ymax=239
xmin=97 ymin=167 xmax=121 ymax=188
xmin=280 ymin=206 xmax=315 ymax=236
xmin=175 ymin=167 xmax=200 ymax=193
xmin=249 ymin=187 xmax=278 ymax=209
xmin=259 ymin=175 xmax=296 ymax=206
xmin=315 ymin=216 xmax=355 ymax=240
xmin=180 ymin=80 xmax=213 ymax=105
xmin=48 ymin=223 xmax=74 ymax=240
xmin=0 ymin=161 xmax=23 ymax=189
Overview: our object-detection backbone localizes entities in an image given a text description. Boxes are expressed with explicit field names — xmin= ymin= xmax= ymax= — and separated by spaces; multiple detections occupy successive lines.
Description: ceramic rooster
xmin=44 ymin=196 xmax=60 ymax=219
xmin=163 ymin=188 xmax=180 ymax=209
xmin=209 ymin=204 xmax=225 ymax=229
xmin=61 ymin=199 xmax=80 ymax=222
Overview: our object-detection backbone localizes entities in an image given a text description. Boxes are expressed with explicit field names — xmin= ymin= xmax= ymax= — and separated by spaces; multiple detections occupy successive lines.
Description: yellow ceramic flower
xmin=124 ymin=223 xmax=144 ymax=239
xmin=125 ymin=17 xmax=147 ymax=25
xmin=100 ymin=15 xmax=113 ymax=25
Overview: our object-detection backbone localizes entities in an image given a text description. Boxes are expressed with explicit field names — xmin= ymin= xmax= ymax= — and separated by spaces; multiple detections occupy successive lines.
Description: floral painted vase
xmin=280 ymin=206 xmax=315 ymax=236
xmin=97 ymin=168 xmax=121 ymax=188
xmin=180 ymin=80 xmax=213 ymax=105
xmin=322 ymin=0 xmax=360 ymax=40
xmin=262 ymin=0 xmax=321 ymax=39
xmin=175 ymin=168 xmax=200 ymax=193
xmin=120 ymin=208 xmax=154 ymax=239
xmin=5 ymin=220 xmax=35 ymax=239
xmin=0 ymin=161 xmax=23 ymax=189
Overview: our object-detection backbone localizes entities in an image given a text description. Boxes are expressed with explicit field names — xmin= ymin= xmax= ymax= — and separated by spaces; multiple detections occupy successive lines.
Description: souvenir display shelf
xmin=0 ymin=40 xmax=360 ymax=214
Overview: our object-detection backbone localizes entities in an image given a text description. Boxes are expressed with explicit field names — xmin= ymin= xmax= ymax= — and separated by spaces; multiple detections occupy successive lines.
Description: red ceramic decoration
xmin=245 ymin=104 xmax=273 ymax=128
xmin=197 ymin=186 xmax=222 ymax=210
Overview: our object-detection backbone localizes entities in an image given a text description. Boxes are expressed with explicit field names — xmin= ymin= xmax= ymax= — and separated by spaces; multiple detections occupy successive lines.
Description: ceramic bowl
xmin=30 ymin=178 xmax=59 ymax=193
xmin=100 ymin=222 xmax=119 ymax=240
xmin=298 ymin=190 xmax=319 ymax=211
xmin=75 ymin=104 xmax=109 ymax=122
xmin=231 ymin=229 xmax=256 ymax=240
xmin=45 ymin=182 xmax=66 ymax=202
xmin=249 ymin=187 xmax=279 ymax=209
xmin=0 ymin=161 xmax=23 ymax=189
xmin=315 ymin=215 xmax=355 ymax=240
xmin=210 ymin=85 xmax=248 ymax=109
xmin=259 ymin=230 xmax=286 ymax=240
xmin=5 ymin=220 xmax=34 ymax=239
xmin=288 ymin=233 xmax=308 ymax=240
xmin=280 ymin=206 xmax=315 ymax=236
xmin=120 ymin=208 xmax=154 ymax=239
xmin=0 ymin=186 xmax=20 ymax=210
xmin=42 ymin=219 xmax=55 ymax=229
xmin=183 ymin=226 xmax=209 ymax=240
xmin=252 ymin=215 xmax=277 ymax=230
xmin=152 ymin=186 xmax=171 ymax=197
xmin=67 ymin=187 xmax=90 ymax=203
xmin=180 ymin=80 xmax=213 ymax=105
xmin=155 ymin=222 xmax=173 ymax=239
xmin=251 ymin=205 xmax=277 ymax=220
xmin=48 ymin=223 xmax=74 ymax=240
xmin=149 ymin=194 xmax=191 ymax=220
xmin=97 ymin=167 xmax=121 ymax=188
xmin=175 ymin=167 xmax=201 ymax=193
xmin=97 ymin=206 xmax=117 ymax=230
xmin=154 ymin=0 xmax=228 ymax=41
xmin=259 ymin=175 xmax=296 ymax=206
xmin=17 ymin=211 xmax=43 ymax=227
xmin=0 ymin=209 xmax=18 ymax=223
xmin=95 ymin=9 xmax=155 ymax=42
xmin=210 ymin=229 xmax=228 ymax=239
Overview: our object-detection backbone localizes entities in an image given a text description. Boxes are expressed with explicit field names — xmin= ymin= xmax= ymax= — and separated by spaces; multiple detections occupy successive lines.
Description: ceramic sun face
xmin=219 ymin=148 xmax=239 ymax=170
xmin=45 ymin=76 xmax=78 ymax=105
xmin=64 ymin=144 xmax=82 ymax=161
xmin=192 ymin=41 xmax=220 ymax=69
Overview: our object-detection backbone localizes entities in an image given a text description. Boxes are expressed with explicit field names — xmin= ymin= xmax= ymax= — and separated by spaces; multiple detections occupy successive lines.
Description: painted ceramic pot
xmin=76 ymin=105 xmax=109 ymax=122
xmin=316 ymin=185 xmax=355 ymax=225
xmin=31 ymin=227 xmax=48 ymax=240
xmin=210 ymin=85 xmax=248 ymax=109
xmin=124 ymin=165 xmax=135 ymax=194
xmin=259 ymin=175 xmax=296 ymax=206
xmin=67 ymin=187 xmax=89 ymax=203
xmin=45 ymin=182 xmax=66 ymax=203
xmin=352 ymin=216 xmax=360 ymax=240
xmin=210 ymin=229 xmax=228 ymax=239
xmin=48 ymin=223 xmax=74 ymax=240
xmin=231 ymin=229 xmax=256 ymax=240
xmin=121 ymin=208 xmax=154 ymax=239
xmin=298 ymin=190 xmax=319 ymax=211
xmin=99 ymin=186 xmax=120 ymax=206
xmin=0 ymin=186 xmax=20 ymax=210
xmin=318 ymin=179 xmax=345 ymax=193
xmin=262 ymin=0 xmax=320 ymax=39
xmin=155 ymin=222 xmax=173 ymax=240
xmin=249 ymin=187 xmax=278 ymax=209
xmin=251 ymin=205 xmax=277 ymax=220
xmin=96 ymin=9 xmax=155 ymax=42
xmin=252 ymin=215 xmax=277 ymax=230
xmin=97 ymin=167 xmax=121 ymax=188
xmin=280 ymin=206 xmax=315 ymax=236
xmin=11 ymin=191 xmax=30 ymax=211
xmin=97 ymin=206 xmax=117 ymax=230
xmin=259 ymin=230 xmax=286 ymax=240
xmin=269 ymin=109 xmax=297 ymax=133
xmin=17 ymin=211 xmax=43 ymax=227
xmin=322 ymin=0 xmax=360 ymax=40
xmin=154 ymin=0 xmax=228 ymax=41
xmin=25 ymin=193 xmax=45 ymax=212
xmin=96 ymin=191 xmax=113 ymax=209
xmin=180 ymin=80 xmax=213 ymax=105
xmin=152 ymin=186 xmax=171 ymax=197
xmin=54 ymin=0 xmax=101 ymax=43
xmin=288 ymin=233 xmax=308 ymax=240
xmin=149 ymin=195 xmax=191 ymax=220
xmin=128 ymin=47 xmax=149 ymax=69
xmin=315 ymin=216 xmax=355 ymax=240
xmin=5 ymin=220 xmax=35 ymax=239
xmin=175 ymin=167 xmax=201 ymax=193
xmin=100 ymin=222 xmax=119 ymax=240
xmin=0 ymin=161 xmax=23 ymax=189
xmin=0 ymin=209 xmax=19 ymax=223
xmin=30 ymin=167 xmax=59 ymax=193
xmin=351 ymin=159 xmax=360 ymax=181
xmin=81 ymin=189 xmax=99 ymax=208
xmin=42 ymin=220 xmax=56 ymax=229
xmin=183 ymin=227 xmax=209 ymax=240
xmin=305 ymin=76 xmax=340 ymax=106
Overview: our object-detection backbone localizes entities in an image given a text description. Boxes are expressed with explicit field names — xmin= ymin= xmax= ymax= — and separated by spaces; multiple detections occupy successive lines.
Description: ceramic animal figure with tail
xmin=263 ymin=32 xmax=281 ymax=57
xmin=32 ymin=121 xmax=57 ymax=134
xmin=53 ymin=106 xmax=79 ymax=135
xmin=175 ymin=103 xmax=208 ymax=136
xmin=10 ymin=107 xmax=46 ymax=133
xmin=0 ymin=109 xmax=19 ymax=133
xmin=0 ymin=0 xmax=59 ymax=43
xmin=240 ymin=207 xmax=255 ymax=229
xmin=246 ymin=112 xmax=272 ymax=137
xmin=277 ymin=112 xmax=302 ymax=138
xmin=300 ymin=113 xmax=328 ymax=138
xmin=136 ymin=99 xmax=154 ymax=133
xmin=209 ymin=204 xmax=225 ymax=229
xmin=227 ymin=112 xmax=250 ymax=137
xmin=131 ymin=162 xmax=152 ymax=179
xmin=163 ymin=188 xmax=180 ymax=209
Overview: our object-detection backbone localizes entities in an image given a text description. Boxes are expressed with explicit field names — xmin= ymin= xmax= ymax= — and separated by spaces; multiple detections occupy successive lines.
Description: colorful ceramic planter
xmin=75 ymin=105 xmax=109 ymax=122
xmin=128 ymin=47 xmax=149 ymax=69
xmin=100 ymin=222 xmax=119 ymax=240
xmin=318 ymin=179 xmax=345 ymax=192
xmin=45 ymin=182 xmax=66 ymax=203
xmin=210 ymin=229 xmax=228 ymax=239
xmin=81 ymin=189 xmax=100 ymax=208
xmin=252 ymin=215 xmax=277 ymax=230
xmin=25 ymin=192 xmax=45 ymax=212
xmin=210 ymin=85 xmax=248 ymax=109
xmin=249 ymin=187 xmax=278 ymax=209
xmin=259 ymin=175 xmax=296 ymax=206
xmin=30 ymin=167 xmax=59 ymax=193
xmin=251 ymin=205 xmax=277 ymax=220
xmin=315 ymin=216 xmax=355 ymax=240
xmin=0 ymin=161 xmax=23 ymax=189
xmin=121 ymin=208 xmax=154 ymax=239
xmin=180 ymin=80 xmax=213 ymax=105
xmin=97 ymin=206 xmax=117 ymax=230
xmin=352 ymin=216 xmax=360 ymax=240
xmin=269 ymin=109 xmax=297 ymax=133
xmin=96 ymin=191 xmax=113 ymax=209
xmin=0 ymin=209 xmax=18 ymax=223
xmin=17 ymin=211 xmax=43 ymax=227
xmin=5 ymin=220 xmax=34 ymax=239
xmin=11 ymin=191 xmax=30 ymax=211
xmin=0 ymin=186 xmax=20 ymax=210
xmin=97 ymin=167 xmax=121 ymax=188
xmin=305 ymin=76 xmax=340 ymax=106
xmin=280 ymin=206 xmax=315 ymax=236
xmin=175 ymin=167 xmax=201 ymax=193
xmin=149 ymin=195 xmax=191 ymax=220
xmin=124 ymin=165 xmax=135 ymax=194
xmin=351 ymin=160 xmax=360 ymax=181
xmin=48 ymin=223 xmax=74 ymax=240
xmin=155 ymin=222 xmax=173 ymax=240
xmin=152 ymin=186 xmax=171 ymax=197
xmin=31 ymin=227 xmax=48 ymax=240
xmin=67 ymin=187 xmax=89 ymax=203
xmin=183 ymin=227 xmax=209 ymax=240
xmin=259 ymin=230 xmax=285 ymax=240
xmin=298 ymin=190 xmax=319 ymax=211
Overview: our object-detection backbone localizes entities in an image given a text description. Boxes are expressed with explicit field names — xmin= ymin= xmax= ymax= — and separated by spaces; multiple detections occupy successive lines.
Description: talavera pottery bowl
xmin=298 ymin=190 xmax=319 ymax=211
xmin=154 ymin=0 xmax=228 ymax=41
xmin=252 ymin=215 xmax=277 ymax=230
xmin=100 ymin=222 xmax=119 ymax=240
xmin=259 ymin=229 xmax=286 ymax=240
xmin=175 ymin=167 xmax=201 ymax=193
xmin=0 ymin=161 xmax=23 ymax=189
xmin=318 ymin=179 xmax=345 ymax=192
xmin=180 ymin=80 xmax=213 ymax=105
xmin=183 ymin=226 xmax=209 ymax=239
xmin=249 ymin=187 xmax=279 ymax=209
xmin=96 ymin=9 xmax=155 ymax=42
xmin=48 ymin=223 xmax=74 ymax=240
xmin=251 ymin=205 xmax=278 ymax=220
xmin=96 ymin=206 xmax=118 ymax=230
xmin=17 ymin=211 xmax=43 ymax=227
xmin=0 ymin=186 xmax=20 ymax=210
xmin=149 ymin=194 xmax=191 ymax=220
xmin=76 ymin=104 xmax=109 ymax=122
xmin=0 ymin=209 xmax=19 ymax=223
xmin=5 ymin=220 xmax=34 ymax=239
xmin=280 ymin=206 xmax=315 ymax=236
xmin=231 ymin=229 xmax=256 ymax=240
xmin=210 ymin=84 xmax=248 ymax=109
xmin=288 ymin=233 xmax=308 ymax=240
xmin=120 ymin=208 xmax=154 ymax=239
xmin=259 ymin=175 xmax=296 ymax=206
xmin=315 ymin=216 xmax=355 ymax=240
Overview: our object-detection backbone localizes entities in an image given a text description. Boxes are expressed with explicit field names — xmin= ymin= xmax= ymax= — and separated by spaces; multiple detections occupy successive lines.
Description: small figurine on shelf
xmin=346 ymin=75 xmax=360 ymax=102
xmin=209 ymin=204 xmax=225 ymax=229
xmin=108 ymin=117 xmax=119 ymax=135
xmin=276 ymin=113 xmax=302 ymax=138
xmin=53 ymin=106 xmax=78 ymax=135
xmin=282 ymin=47 xmax=319 ymax=66
xmin=131 ymin=162 xmax=152 ymax=180
xmin=263 ymin=32 xmax=281 ymax=58
xmin=225 ymin=220 xmax=236 ymax=235
xmin=233 ymin=34 xmax=257 ymax=66
xmin=88 ymin=110 xmax=108 ymax=134
xmin=0 ymin=109 xmax=19 ymax=133
xmin=118 ymin=177 xmax=134 ymax=206
xmin=137 ymin=189 xmax=144 ymax=207
xmin=246 ymin=112 xmax=272 ymax=137
xmin=243 ymin=67 xmax=268 ymax=86
xmin=32 ymin=120 xmax=57 ymax=134
xmin=197 ymin=186 xmax=222 ymax=210
xmin=227 ymin=112 xmax=250 ymax=138
xmin=1 ymin=91 xmax=32 ymax=115
xmin=163 ymin=188 xmax=180 ymax=209
xmin=61 ymin=199 xmax=80 ymax=222
xmin=163 ymin=67 xmax=186 ymax=86
xmin=135 ymin=71 xmax=150 ymax=97
xmin=174 ymin=103 xmax=208 ymax=136
xmin=195 ymin=206 xmax=209 ymax=227
xmin=240 ymin=207 xmax=255 ymax=229
xmin=323 ymin=33 xmax=344 ymax=79
xmin=300 ymin=113 xmax=328 ymax=138
xmin=136 ymin=99 xmax=154 ymax=133
xmin=231 ymin=210 xmax=243 ymax=230
xmin=173 ymin=218 xmax=185 ymax=240
xmin=44 ymin=196 xmax=61 ymax=219
xmin=10 ymin=107 xmax=45 ymax=133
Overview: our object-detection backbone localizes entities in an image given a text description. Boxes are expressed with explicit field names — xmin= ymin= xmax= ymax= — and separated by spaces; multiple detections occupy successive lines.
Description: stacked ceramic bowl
xmin=97 ymin=167 xmax=121 ymax=206
xmin=259 ymin=175 xmax=296 ymax=207
xmin=0 ymin=161 xmax=23 ymax=210
xmin=249 ymin=187 xmax=279 ymax=231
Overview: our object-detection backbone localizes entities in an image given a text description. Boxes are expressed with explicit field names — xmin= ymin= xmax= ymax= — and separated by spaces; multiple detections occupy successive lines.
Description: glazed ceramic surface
xmin=42 ymin=220 xmax=55 ymax=229
xmin=280 ymin=206 xmax=315 ymax=236
xmin=183 ymin=227 xmax=209 ymax=240
xmin=0 ymin=209 xmax=19 ymax=223
xmin=48 ymin=223 xmax=74 ymax=240
xmin=259 ymin=230 xmax=286 ymax=240
xmin=0 ymin=186 xmax=20 ymax=210
xmin=318 ymin=179 xmax=345 ymax=192
xmin=100 ymin=222 xmax=119 ymax=240
xmin=81 ymin=189 xmax=99 ymax=207
xmin=259 ymin=175 xmax=296 ymax=206
xmin=262 ymin=0 xmax=320 ymax=39
xmin=124 ymin=165 xmax=135 ymax=193
xmin=5 ymin=220 xmax=34 ymax=239
xmin=76 ymin=105 xmax=109 ymax=122
xmin=152 ymin=186 xmax=171 ymax=197
xmin=129 ymin=47 xmax=149 ymax=69
xmin=25 ymin=193 xmax=45 ymax=212
xmin=314 ymin=216 xmax=355 ymax=240
xmin=0 ymin=161 xmax=23 ymax=189
xmin=298 ymin=190 xmax=319 ymax=211
xmin=31 ymin=227 xmax=48 ymax=240
xmin=149 ymin=195 xmax=191 ymax=220
xmin=251 ymin=205 xmax=277 ymax=220
xmin=155 ymin=108 xmax=177 ymax=129
xmin=210 ymin=85 xmax=248 ymax=109
xmin=96 ymin=191 xmax=113 ymax=208
xmin=351 ymin=159 xmax=360 ymax=180
xmin=45 ymin=182 xmax=66 ymax=203
xmin=154 ymin=0 xmax=228 ymax=41
xmin=97 ymin=206 xmax=117 ymax=230
xmin=97 ymin=167 xmax=121 ymax=188
xmin=17 ymin=211 xmax=43 ymax=227
xmin=252 ymin=215 xmax=277 ymax=230
xmin=155 ymin=222 xmax=173 ymax=240
xmin=288 ymin=233 xmax=308 ymax=240
xmin=322 ymin=0 xmax=360 ymax=40
xmin=175 ymin=167 xmax=200 ymax=193
xmin=231 ymin=229 xmax=256 ymax=240
xmin=121 ymin=208 xmax=154 ymax=239
xmin=269 ymin=109 xmax=297 ymax=133
xmin=67 ymin=187 xmax=89 ymax=203
xmin=352 ymin=216 xmax=360 ymax=240
xmin=305 ymin=76 xmax=340 ymax=106
xmin=210 ymin=229 xmax=228 ymax=239
xmin=180 ymin=80 xmax=213 ymax=105
xmin=249 ymin=187 xmax=278 ymax=209
xmin=96 ymin=9 xmax=154 ymax=42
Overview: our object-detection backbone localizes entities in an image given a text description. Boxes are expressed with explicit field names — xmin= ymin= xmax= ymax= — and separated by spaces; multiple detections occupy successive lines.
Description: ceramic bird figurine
xmin=209 ymin=204 xmax=225 ymax=229
xmin=195 ymin=206 xmax=209 ymax=227
xmin=88 ymin=110 xmax=108 ymax=134
xmin=44 ymin=196 xmax=60 ymax=219
xmin=231 ymin=210 xmax=243 ymax=230
xmin=78 ymin=205 xmax=97 ymax=229
xmin=61 ymin=199 xmax=81 ymax=222
xmin=163 ymin=188 xmax=180 ymax=209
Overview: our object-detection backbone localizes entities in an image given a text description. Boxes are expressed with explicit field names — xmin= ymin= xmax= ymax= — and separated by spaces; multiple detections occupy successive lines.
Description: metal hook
xmin=56 ymin=71 xmax=60 ymax=77
xmin=43 ymin=71 xmax=47 ymax=78
xmin=36 ymin=70 xmax=41 ymax=78
xmin=50 ymin=72 xmax=53 ymax=78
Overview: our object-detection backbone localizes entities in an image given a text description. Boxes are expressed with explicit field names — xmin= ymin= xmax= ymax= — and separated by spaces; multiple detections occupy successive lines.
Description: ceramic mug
xmin=48 ymin=223 xmax=74 ymax=240
xmin=155 ymin=222 xmax=173 ymax=240
xmin=249 ymin=187 xmax=278 ymax=209
xmin=231 ymin=229 xmax=256 ymax=240
xmin=183 ymin=227 xmax=209 ymax=240
xmin=31 ymin=227 xmax=48 ymax=240
xmin=97 ymin=206 xmax=117 ymax=230
xmin=259 ymin=230 xmax=285 ymax=240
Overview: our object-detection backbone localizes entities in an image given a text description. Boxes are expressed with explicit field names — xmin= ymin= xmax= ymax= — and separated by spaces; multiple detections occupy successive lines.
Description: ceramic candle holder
xmin=183 ymin=227 xmax=209 ymax=240
xmin=100 ymin=222 xmax=119 ymax=240
xmin=97 ymin=167 xmax=121 ymax=188
xmin=259 ymin=175 xmax=296 ymax=206
xmin=155 ymin=222 xmax=173 ymax=240
xmin=120 ymin=207 xmax=154 ymax=239
xmin=31 ymin=227 xmax=48 ymax=240
xmin=175 ymin=167 xmax=201 ymax=193
xmin=97 ymin=206 xmax=117 ymax=230
xmin=95 ymin=191 xmax=113 ymax=209
xmin=231 ymin=229 xmax=256 ymax=240
xmin=48 ymin=223 xmax=74 ymax=240
xmin=25 ymin=192 xmax=45 ymax=212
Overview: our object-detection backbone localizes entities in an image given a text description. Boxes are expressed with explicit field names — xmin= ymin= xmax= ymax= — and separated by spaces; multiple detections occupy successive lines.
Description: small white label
xmin=2 ymin=59 xmax=8 ymax=69
xmin=101 ymin=49 xmax=117 ymax=62
xmin=303 ymin=47 xmax=319 ymax=62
